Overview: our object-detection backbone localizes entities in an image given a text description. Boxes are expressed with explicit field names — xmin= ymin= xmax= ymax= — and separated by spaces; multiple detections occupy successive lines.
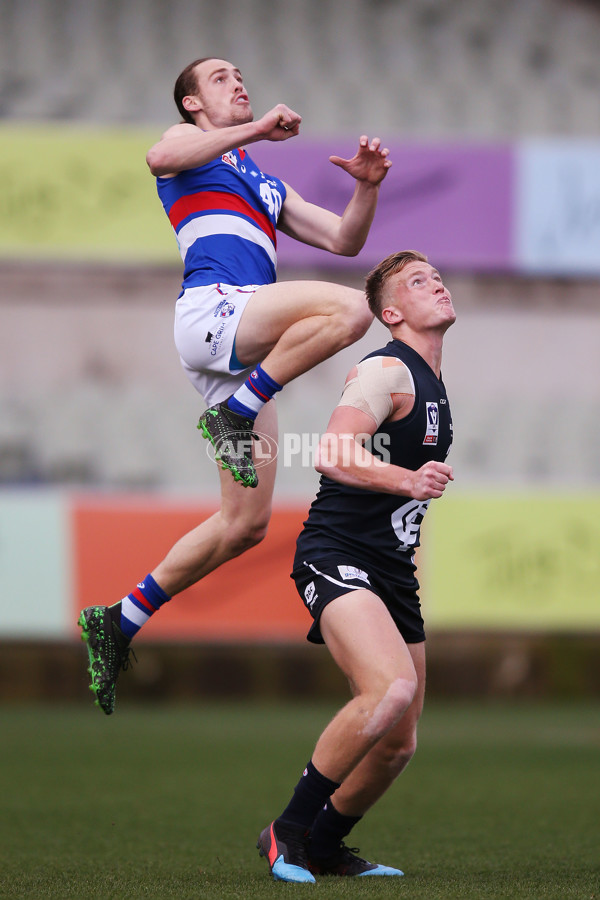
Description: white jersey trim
xmin=304 ymin=561 xmax=365 ymax=592
xmin=176 ymin=213 xmax=277 ymax=266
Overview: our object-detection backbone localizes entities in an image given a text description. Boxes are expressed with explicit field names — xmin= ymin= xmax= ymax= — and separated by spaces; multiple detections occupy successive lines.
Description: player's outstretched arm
xmin=146 ymin=104 xmax=301 ymax=177
xmin=278 ymin=135 xmax=391 ymax=255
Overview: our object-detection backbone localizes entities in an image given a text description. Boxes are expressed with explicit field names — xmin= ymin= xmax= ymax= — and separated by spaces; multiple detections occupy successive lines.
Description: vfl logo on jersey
xmin=337 ymin=565 xmax=370 ymax=584
xmin=423 ymin=401 xmax=439 ymax=445
xmin=304 ymin=581 xmax=317 ymax=609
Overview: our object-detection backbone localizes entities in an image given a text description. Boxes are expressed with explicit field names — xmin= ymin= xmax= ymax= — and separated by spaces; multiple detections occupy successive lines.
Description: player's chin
xmin=438 ymin=308 xmax=457 ymax=330
xmin=232 ymin=105 xmax=253 ymax=124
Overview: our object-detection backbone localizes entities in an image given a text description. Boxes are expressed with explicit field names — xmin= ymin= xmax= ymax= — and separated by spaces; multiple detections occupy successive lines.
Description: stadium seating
xmin=2 ymin=0 xmax=600 ymax=136
xmin=1 ymin=340 xmax=597 ymax=494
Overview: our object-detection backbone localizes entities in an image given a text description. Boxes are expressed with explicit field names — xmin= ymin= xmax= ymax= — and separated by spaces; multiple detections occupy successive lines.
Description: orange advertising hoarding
xmin=72 ymin=498 xmax=311 ymax=642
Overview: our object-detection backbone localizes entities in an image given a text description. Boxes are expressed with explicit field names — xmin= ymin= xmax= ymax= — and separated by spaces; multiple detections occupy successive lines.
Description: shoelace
xmin=121 ymin=646 xmax=137 ymax=672
xmin=335 ymin=843 xmax=368 ymax=863
xmin=230 ymin=428 xmax=259 ymax=447
xmin=220 ymin=408 xmax=259 ymax=445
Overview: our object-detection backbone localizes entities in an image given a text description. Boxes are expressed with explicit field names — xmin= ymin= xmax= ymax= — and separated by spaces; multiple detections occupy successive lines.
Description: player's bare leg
xmin=234 ymin=281 xmax=373 ymax=382
xmin=199 ymin=281 xmax=372 ymax=488
xmin=310 ymin=590 xmax=418 ymax=782
xmin=326 ymin=642 xmax=426 ymax=817
xmin=257 ymin=592 xmax=413 ymax=878
xmin=301 ymin=592 xmax=419 ymax=876
xmin=152 ymin=401 xmax=278 ymax=595
xmin=79 ymin=403 xmax=277 ymax=713
xmin=305 ymin=658 xmax=424 ymax=876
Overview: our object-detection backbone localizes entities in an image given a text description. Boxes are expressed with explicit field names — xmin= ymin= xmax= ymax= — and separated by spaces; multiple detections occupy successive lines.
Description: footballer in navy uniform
xmin=258 ymin=251 xmax=455 ymax=882
xmin=293 ymin=337 xmax=452 ymax=645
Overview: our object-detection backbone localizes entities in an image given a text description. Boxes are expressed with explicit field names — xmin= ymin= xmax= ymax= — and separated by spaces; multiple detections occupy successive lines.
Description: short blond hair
xmin=365 ymin=250 xmax=428 ymax=322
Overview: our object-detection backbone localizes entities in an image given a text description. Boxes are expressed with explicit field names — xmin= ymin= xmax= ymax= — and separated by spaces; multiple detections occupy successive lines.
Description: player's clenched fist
xmin=256 ymin=104 xmax=302 ymax=141
xmin=409 ymin=461 xmax=454 ymax=500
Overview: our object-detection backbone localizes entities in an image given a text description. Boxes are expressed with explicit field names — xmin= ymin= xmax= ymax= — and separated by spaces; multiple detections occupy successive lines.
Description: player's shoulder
xmin=345 ymin=354 xmax=409 ymax=383
xmin=160 ymin=122 xmax=199 ymax=141
xmin=338 ymin=354 xmax=415 ymax=425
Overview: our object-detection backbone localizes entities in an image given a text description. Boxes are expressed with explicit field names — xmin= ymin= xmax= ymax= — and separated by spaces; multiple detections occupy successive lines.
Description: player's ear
xmin=182 ymin=94 xmax=203 ymax=114
xmin=381 ymin=305 xmax=403 ymax=326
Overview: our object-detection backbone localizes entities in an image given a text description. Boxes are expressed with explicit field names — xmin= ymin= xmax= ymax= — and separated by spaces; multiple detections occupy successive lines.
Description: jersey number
xmin=391 ymin=499 xmax=430 ymax=551
xmin=260 ymin=182 xmax=282 ymax=218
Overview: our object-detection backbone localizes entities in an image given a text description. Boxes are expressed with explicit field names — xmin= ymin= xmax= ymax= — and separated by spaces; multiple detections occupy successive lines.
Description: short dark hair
xmin=365 ymin=250 xmax=429 ymax=322
xmin=173 ymin=57 xmax=216 ymax=123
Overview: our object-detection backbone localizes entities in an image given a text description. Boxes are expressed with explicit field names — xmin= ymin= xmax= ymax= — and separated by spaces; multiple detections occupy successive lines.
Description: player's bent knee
xmin=326 ymin=290 xmax=372 ymax=342
xmin=386 ymin=676 xmax=418 ymax=719
xmin=375 ymin=734 xmax=418 ymax=776
xmin=362 ymin=677 xmax=417 ymax=741
xmin=343 ymin=294 xmax=374 ymax=344
xmin=227 ymin=516 xmax=270 ymax=557
xmin=347 ymin=311 xmax=374 ymax=345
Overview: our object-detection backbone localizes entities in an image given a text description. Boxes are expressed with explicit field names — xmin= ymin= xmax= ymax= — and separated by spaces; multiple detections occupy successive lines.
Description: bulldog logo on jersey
xmin=213 ymin=298 xmax=236 ymax=318
xmin=423 ymin=401 xmax=439 ymax=445
xmin=221 ymin=150 xmax=239 ymax=169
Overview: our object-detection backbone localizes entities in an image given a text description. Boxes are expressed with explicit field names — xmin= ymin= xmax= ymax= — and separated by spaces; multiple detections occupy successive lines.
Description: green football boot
xmin=78 ymin=606 xmax=133 ymax=715
xmin=197 ymin=401 xmax=259 ymax=488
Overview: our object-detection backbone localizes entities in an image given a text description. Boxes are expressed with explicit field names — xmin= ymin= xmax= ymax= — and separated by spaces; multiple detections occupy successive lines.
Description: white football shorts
xmin=174 ymin=283 xmax=259 ymax=407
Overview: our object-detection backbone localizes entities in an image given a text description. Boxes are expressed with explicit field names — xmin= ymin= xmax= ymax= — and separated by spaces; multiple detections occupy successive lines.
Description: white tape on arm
xmin=337 ymin=356 xmax=415 ymax=427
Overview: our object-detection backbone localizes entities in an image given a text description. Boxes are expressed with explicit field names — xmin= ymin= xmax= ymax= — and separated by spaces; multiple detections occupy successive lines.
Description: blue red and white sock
xmin=114 ymin=574 xmax=171 ymax=640
xmin=226 ymin=364 xmax=282 ymax=420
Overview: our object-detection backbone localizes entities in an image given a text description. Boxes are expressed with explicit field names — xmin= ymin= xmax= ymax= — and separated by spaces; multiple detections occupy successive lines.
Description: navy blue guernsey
xmin=294 ymin=339 xmax=453 ymax=587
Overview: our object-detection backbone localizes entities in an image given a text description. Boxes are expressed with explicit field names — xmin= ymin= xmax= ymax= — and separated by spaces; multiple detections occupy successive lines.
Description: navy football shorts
xmin=291 ymin=555 xmax=426 ymax=645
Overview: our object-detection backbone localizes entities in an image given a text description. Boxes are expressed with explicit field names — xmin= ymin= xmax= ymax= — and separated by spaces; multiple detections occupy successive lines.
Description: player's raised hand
xmin=409 ymin=461 xmax=454 ymax=500
xmin=329 ymin=136 xmax=392 ymax=185
xmin=256 ymin=104 xmax=302 ymax=142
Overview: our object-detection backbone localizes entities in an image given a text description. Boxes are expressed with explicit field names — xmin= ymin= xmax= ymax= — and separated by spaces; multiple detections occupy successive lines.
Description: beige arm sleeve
xmin=337 ymin=356 xmax=415 ymax=427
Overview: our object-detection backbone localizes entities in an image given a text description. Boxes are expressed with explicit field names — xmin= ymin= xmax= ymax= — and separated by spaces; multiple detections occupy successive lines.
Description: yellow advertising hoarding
xmin=0 ymin=125 xmax=178 ymax=261
xmin=426 ymin=493 xmax=600 ymax=630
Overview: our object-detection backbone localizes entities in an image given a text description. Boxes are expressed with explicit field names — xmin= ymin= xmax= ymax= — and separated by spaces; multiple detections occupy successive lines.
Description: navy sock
xmin=309 ymin=801 xmax=362 ymax=858
xmin=278 ymin=761 xmax=341 ymax=830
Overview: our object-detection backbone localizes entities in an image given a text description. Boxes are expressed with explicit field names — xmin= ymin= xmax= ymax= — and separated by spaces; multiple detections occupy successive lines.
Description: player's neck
xmin=391 ymin=327 xmax=444 ymax=378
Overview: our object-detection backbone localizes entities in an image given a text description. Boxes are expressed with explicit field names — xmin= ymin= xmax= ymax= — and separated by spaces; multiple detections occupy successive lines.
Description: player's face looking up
xmin=184 ymin=59 xmax=253 ymax=129
xmin=382 ymin=261 xmax=456 ymax=332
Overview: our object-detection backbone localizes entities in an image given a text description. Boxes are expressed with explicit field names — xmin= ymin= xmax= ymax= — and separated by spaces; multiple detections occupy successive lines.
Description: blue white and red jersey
xmin=156 ymin=147 xmax=287 ymax=292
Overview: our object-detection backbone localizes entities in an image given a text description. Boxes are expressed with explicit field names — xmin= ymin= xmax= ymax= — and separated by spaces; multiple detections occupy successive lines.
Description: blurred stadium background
xmin=1 ymin=0 xmax=600 ymax=704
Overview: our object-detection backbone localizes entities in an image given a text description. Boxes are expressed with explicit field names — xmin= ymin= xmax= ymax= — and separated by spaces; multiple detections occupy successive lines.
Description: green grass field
xmin=0 ymin=701 xmax=598 ymax=899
